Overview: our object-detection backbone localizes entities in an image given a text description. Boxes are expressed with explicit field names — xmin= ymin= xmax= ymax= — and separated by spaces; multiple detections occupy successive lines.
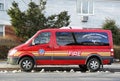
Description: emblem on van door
xmin=38 ymin=49 xmax=45 ymax=55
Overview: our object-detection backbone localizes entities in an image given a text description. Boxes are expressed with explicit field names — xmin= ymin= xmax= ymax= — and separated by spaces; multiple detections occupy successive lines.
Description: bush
xmin=114 ymin=46 xmax=120 ymax=60
xmin=0 ymin=45 xmax=14 ymax=59
xmin=7 ymin=1 xmax=70 ymax=42
xmin=102 ymin=18 xmax=120 ymax=45
xmin=0 ymin=39 xmax=20 ymax=59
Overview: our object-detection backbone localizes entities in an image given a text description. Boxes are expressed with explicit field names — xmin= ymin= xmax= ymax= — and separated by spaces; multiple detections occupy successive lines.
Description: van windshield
xmin=56 ymin=32 xmax=109 ymax=46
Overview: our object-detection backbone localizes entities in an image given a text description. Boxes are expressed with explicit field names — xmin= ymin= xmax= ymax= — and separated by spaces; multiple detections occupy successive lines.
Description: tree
xmin=102 ymin=18 xmax=120 ymax=45
xmin=7 ymin=0 xmax=70 ymax=42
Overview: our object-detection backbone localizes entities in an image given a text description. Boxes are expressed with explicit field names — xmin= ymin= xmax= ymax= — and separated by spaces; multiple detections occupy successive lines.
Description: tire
xmin=87 ymin=58 xmax=100 ymax=72
xmin=79 ymin=65 xmax=88 ymax=72
xmin=19 ymin=57 xmax=34 ymax=72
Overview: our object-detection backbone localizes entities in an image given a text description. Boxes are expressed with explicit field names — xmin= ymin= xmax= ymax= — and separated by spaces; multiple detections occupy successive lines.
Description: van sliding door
xmin=52 ymin=32 xmax=81 ymax=64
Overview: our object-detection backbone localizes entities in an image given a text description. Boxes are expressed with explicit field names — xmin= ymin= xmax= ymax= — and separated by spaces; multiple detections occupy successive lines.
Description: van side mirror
xmin=32 ymin=39 xmax=40 ymax=45
xmin=32 ymin=39 xmax=35 ymax=45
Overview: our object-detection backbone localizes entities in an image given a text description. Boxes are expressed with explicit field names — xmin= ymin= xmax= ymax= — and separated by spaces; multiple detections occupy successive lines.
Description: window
xmin=34 ymin=32 xmax=51 ymax=45
xmin=0 ymin=3 xmax=4 ymax=10
xmin=74 ymin=32 xmax=109 ymax=46
xmin=76 ymin=0 xmax=94 ymax=15
xmin=56 ymin=32 xmax=74 ymax=46
xmin=56 ymin=32 xmax=109 ymax=46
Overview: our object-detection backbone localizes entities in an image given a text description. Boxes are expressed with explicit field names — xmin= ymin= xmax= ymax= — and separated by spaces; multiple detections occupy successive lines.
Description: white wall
xmin=0 ymin=0 xmax=120 ymax=28
xmin=46 ymin=0 xmax=120 ymax=28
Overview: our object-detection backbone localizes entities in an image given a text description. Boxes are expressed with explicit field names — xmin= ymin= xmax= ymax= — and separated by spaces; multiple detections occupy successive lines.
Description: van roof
xmin=39 ymin=28 xmax=111 ymax=32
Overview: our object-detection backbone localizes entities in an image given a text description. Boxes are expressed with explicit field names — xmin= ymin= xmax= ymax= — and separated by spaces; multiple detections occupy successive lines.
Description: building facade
xmin=0 ymin=0 xmax=120 ymax=37
xmin=0 ymin=0 xmax=10 ymax=37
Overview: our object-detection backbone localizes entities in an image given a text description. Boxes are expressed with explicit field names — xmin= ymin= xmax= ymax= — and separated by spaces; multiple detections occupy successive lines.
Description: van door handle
xmin=47 ymin=45 xmax=52 ymax=48
xmin=54 ymin=46 xmax=59 ymax=49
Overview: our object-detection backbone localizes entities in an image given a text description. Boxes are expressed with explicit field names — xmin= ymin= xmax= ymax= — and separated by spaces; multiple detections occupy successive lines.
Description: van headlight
xmin=8 ymin=49 xmax=17 ymax=56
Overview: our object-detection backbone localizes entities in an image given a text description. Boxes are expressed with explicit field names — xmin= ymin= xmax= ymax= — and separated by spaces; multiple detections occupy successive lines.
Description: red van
xmin=7 ymin=29 xmax=114 ymax=72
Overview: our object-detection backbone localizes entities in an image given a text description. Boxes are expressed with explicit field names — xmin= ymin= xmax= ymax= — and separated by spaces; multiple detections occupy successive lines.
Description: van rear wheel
xmin=19 ymin=57 xmax=34 ymax=72
xmin=87 ymin=58 xmax=100 ymax=72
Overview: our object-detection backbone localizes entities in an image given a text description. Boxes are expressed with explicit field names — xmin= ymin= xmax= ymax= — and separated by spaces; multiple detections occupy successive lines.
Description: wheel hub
xmin=90 ymin=60 xmax=99 ymax=70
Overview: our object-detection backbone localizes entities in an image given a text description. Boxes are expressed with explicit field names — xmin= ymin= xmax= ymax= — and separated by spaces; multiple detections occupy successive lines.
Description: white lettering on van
xmin=82 ymin=33 xmax=107 ymax=39
xmin=68 ymin=51 xmax=81 ymax=56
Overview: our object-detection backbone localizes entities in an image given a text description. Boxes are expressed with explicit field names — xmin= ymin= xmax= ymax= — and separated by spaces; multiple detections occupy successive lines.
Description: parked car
xmin=7 ymin=28 xmax=114 ymax=72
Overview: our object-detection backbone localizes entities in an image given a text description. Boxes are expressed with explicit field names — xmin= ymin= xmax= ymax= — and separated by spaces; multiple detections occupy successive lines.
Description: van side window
xmin=34 ymin=32 xmax=51 ymax=45
xmin=74 ymin=32 xmax=109 ymax=46
xmin=56 ymin=32 xmax=75 ymax=46
xmin=56 ymin=32 xmax=109 ymax=46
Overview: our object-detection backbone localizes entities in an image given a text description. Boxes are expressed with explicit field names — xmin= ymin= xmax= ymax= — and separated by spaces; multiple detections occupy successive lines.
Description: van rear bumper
xmin=102 ymin=57 xmax=114 ymax=65
xmin=7 ymin=57 xmax=19 ymax=65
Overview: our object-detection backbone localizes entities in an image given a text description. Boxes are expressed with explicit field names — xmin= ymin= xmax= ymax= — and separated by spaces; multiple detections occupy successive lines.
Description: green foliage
xmin=102 ymin=18 xmax=120 ymax=45
xmin=7 ymin=1 xmax=26 ymax=38
xmin=7 ymin=0 xmax=70 ymax=42
xmin=0 ymin=45 xmax=14 ymax=59
xmin=47 ymin=11 xmax=70 ymax=28
xmin=114 ymin=45 xmax=120 ymax=60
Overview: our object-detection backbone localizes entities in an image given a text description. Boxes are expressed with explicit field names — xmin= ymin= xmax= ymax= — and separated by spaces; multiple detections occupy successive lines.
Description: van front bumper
xmin=7 ymin=57 xmax=19 ymax=65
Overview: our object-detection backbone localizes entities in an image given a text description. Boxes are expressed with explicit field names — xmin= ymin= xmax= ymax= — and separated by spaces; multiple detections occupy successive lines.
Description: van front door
xmin=30 ymin=32 xmax=53 ymax=65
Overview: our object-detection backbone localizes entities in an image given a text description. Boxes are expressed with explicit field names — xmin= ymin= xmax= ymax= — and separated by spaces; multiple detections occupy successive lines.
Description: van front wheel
xmin=87 ymin=58 xmax=100 ymax=72
xmin=19 ymin=57 xmax=34 ymax=72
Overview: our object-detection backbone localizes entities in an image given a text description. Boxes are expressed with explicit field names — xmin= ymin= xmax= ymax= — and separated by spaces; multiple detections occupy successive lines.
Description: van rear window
xmin=56 ymin=32 xmax=109 ymax=46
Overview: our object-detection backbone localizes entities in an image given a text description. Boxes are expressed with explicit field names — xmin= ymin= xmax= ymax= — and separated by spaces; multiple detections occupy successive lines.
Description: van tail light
xmin=110 ymin=48 xmax=114 ymax=57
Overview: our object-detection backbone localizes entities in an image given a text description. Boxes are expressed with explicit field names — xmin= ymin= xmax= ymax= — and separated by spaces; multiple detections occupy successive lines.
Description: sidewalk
xmin=0 ymin=61 xmax=19 ymax=68
xmin=0 ymin=61 xmax=19 ymax=71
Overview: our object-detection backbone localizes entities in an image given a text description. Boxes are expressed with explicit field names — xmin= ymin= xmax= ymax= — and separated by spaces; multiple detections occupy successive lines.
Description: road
xmin=0 ymin=72 xmax=120 ymax=81
xmin=0 ymin=61 xmax=120 ymax=81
